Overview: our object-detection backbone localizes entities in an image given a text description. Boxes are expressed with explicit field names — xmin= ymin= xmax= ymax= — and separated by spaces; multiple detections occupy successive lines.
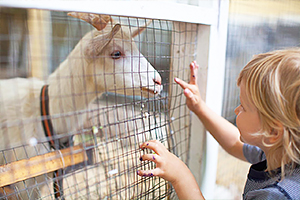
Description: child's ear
xmin=268 ymin=123 xmax=284 ymax=144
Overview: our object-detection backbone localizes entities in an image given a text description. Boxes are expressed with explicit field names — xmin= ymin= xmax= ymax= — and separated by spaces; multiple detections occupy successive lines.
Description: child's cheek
xmin=235 ymin=115 xmax=242 ymax=130
xmin=235 ymin=115 xmax=246 ymax=139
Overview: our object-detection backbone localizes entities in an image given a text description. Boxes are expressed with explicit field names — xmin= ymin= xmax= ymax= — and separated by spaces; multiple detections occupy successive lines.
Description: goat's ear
xmin=68 ymin=12 xmax=113 ymax=31
xmin=85 ymin=23 xmax=121 ymax=56
xmin=131 ymin=20 xmax=152 ymax=38
xmin=98 ymin=24 xmax=121 ymax=50
xmin=110 ymin=24 xmax=121 ymax=38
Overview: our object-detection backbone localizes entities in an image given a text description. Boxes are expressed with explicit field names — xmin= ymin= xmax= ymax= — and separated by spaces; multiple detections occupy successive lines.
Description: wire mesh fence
xmin=0 ymin=8 xmax=197 ymax=199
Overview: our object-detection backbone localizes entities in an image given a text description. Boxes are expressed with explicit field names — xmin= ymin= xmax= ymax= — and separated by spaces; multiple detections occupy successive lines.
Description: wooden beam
xmin=188 ymin=24 xmax=210 ymax=187
xmin=0 ymin=144 xmax=88 ymax=188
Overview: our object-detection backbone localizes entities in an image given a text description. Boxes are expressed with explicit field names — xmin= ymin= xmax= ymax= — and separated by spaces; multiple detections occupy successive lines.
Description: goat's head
xmin=68 ymin=12 xmax=162 ymax=97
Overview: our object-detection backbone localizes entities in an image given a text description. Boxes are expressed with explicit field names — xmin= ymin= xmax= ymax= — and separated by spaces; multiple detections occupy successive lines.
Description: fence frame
xmin=0 ymin=0 xmax=229 ymax=198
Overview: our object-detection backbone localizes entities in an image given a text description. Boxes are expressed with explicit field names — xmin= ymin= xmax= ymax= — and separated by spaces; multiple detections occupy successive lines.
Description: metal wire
xmin=0 ymin=8 xmax=197 ymax=199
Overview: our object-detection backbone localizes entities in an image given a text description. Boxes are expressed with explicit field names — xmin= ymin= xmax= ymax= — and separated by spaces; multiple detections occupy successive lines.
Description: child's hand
xmin=137 ymin=140 xmax=204 ymax=199
xmin=174 ymin=61 xmax=203 ymax=114
xmin=137 ymin=140 xmax=189 ymax=185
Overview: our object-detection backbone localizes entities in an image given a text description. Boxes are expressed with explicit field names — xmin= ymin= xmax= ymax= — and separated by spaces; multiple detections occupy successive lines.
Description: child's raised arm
xmin=174 ymin=61 xmax=246 ymax=161
xmin=137 ymin=140 xmax=204 ymax=200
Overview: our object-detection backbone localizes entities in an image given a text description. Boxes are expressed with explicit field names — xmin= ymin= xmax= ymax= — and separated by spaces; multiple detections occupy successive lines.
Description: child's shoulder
xmin=277 ymin=166 xmax=300 ymax=199
xmin=244 ymin=164 xmax=300 ymax=200
xmin=243 ymin=143 xmax=266 ymax=164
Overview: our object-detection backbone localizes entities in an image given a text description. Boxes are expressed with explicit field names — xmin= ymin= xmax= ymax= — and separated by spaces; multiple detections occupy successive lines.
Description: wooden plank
xmin=169 ymin=21 xmax=198 ymax=161
xmin=0 ymin=144 xmax=87 ymax=188
xmin=170 ymin=21 xmax=209 ymax=186
xmin=188 ymin=24 xmax=210 ymax=186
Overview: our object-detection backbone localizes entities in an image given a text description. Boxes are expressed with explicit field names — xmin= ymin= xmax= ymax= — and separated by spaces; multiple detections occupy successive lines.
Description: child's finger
xmin=174 ymin=77 xmax=189 ymax=90
xmin=139 ymin=140 xmax=167 ymax=155
xmin=189 ymin=61 xmax=198 ymax=85
xmin=184 ymin=88 xmax=194 ymax=99
xmin=137 ymin=168 xmax=161 ymax=178
xmin=140 ymin=153 xmax=159 ymax=163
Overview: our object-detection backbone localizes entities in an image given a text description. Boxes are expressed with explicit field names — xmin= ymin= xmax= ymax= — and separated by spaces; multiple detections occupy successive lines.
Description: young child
xmin=137 ymin=48 xmax=300 ymax=199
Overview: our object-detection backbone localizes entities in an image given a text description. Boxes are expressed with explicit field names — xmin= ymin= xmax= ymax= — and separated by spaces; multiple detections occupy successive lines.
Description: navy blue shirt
xmin=243 ymin=144 xmax=300 ymax=199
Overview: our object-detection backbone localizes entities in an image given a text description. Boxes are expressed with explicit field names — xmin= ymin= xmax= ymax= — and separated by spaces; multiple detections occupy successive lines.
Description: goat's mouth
xmin=141 ymin=86 xmax=161 ymax=96
xmin=141 ymin=78 xmax=163 ymax=96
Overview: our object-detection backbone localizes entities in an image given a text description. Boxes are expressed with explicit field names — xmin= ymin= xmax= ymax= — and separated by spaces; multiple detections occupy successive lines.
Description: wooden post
xmin=169 ymin=21 xmax=205 ymax=174
xmin=27 ymin=9 xmax=51 ymax=79
xmin=188 ymin=24 xmax=210 ymax=186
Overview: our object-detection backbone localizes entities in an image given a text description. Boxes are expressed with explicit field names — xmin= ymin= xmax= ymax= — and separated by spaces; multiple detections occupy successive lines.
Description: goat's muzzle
xmin=141 ymin=77 xmax=163 ymax=96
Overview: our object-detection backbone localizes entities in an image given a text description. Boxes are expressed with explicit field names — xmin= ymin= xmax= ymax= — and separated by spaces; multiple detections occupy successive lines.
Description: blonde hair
xmin=237 ymin=48 xmax=300 ymax=176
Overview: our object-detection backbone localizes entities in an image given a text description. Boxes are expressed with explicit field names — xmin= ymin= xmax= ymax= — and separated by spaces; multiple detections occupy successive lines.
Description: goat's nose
xmin=153 ymin=76 xmax=162 ymax=85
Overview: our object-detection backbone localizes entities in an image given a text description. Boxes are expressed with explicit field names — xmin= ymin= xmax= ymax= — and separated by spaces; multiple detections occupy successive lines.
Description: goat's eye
xmin=111 ymin=51 xmax=122 ymax=59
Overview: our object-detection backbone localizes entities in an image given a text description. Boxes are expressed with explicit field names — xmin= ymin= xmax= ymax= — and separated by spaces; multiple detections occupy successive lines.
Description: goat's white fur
xmin=0 ymin=13 xmax=162 ymax=199
xmin=63 ymin=102 xmax=168 ymax=199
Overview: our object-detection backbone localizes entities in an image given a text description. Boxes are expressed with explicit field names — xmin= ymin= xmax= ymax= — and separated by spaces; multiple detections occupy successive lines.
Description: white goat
xmin=0 ymin=12 xmax=162 ymax=199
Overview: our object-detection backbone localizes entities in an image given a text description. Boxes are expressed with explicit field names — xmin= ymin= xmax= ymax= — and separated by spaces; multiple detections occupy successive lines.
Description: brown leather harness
xmin=40 ymin=85 xmax=65 ymax=200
